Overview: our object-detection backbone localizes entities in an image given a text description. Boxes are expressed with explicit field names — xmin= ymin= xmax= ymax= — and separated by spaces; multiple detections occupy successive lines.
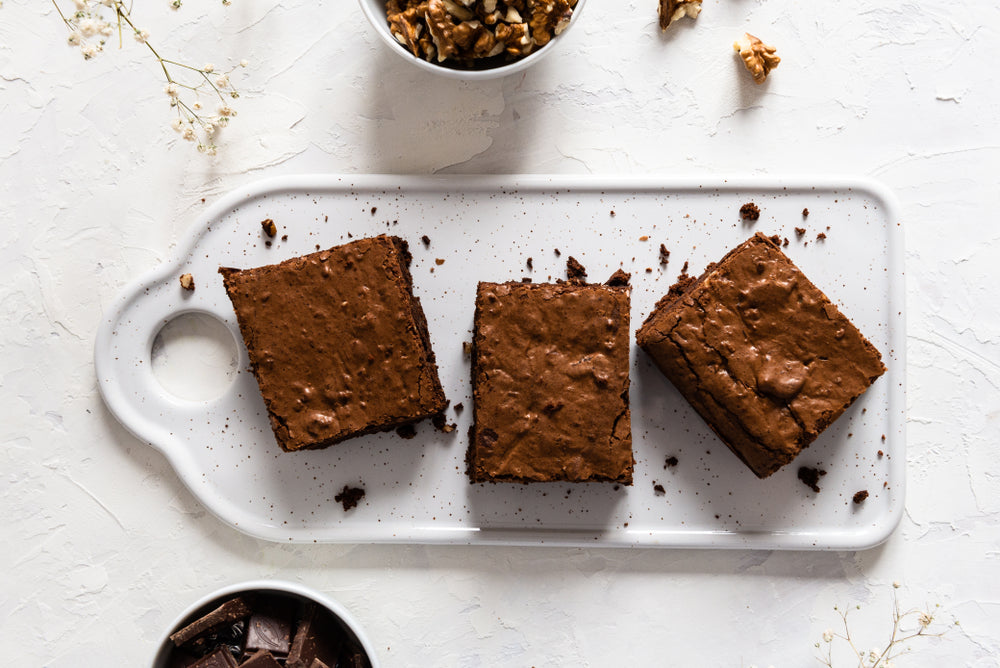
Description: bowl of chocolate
xmin=359 ymin=0 xmax=587 ymax=80
xmin=152 ymin=580 xmax=378 ymax=668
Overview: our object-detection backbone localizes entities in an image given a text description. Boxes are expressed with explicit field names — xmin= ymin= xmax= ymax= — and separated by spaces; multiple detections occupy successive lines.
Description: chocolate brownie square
xmin=636 ymin=232 xmax=885 ymax=478
xmin=219 ymin=235 xmax=447 ymax=452
xmin=468 ymin=277 xmax=633 ymax=483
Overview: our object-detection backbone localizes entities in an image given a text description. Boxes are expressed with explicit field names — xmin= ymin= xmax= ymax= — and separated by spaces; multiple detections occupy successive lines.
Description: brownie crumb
xmin=680 ymin=260 xmax=689 ymax=274
xmin=659 ymin=244 xmax=670 ymax=265
xmin=431 ymin=413 xmax=456 ymax=433
xmin=335 ymin=485 xmax=365 ymax=511
xmin=265 ymin=240 xmax=272 ymax=248
xmin=797 ymin=466 xmax=827 ymax=493
xmin=395 ymin=424 xmax=417 ymax=439
xmin=610 ymin=210 xmax=616 ymax=217
xmin=421 ymin=235 xmax=430 ymax=247
xmin=795 ymin=227 xmax=807 ymax=237
xmin=566 ymin=256 xmax=587 ymax=282
xmin=526 ymin=257 xmax=533 ymax=270
xmin=281 ymin=234 xmax=288 ymax=242
xmin=783 ymin=237 xmax=789 ymax=247
xmin=852 ymin=490 xmax=869 ymax=504
xmin=816 ymin=232 xmax=827 ymax=241
xmin=179 ymin=273 xmax=195 ymax=291
xmin=769 ymin=234 xmax=782 ymax=246
xmin=739 ymin=202 xmax=760 ymax=221
xmin=435 ymin=258 xmax=445 ymax=265
xmin=881 ymin=434 xmax=886 ymax=442
xmin=454 ymin=402 xmax=464 ymax=412
xmin=877 ymin=450 xmax=884 ymax=458
xmin=664 ymin=456 xmax=678 ymax=468
xmin=463 ymin=341 xmax=472 ymax=355
xmin=802 ymin=207 xmax=810 ymax=217
xmin=645 ymin=267 xmax=653 ymax=273
xmin=605 ymin=269 xmax=631 ymax=287
xmin=261 ymin=219 xmax=277 ymax=237
xmin=653 ymin=483 xmax=666 ymax=495
xmin=520 ymin=277 xmax=533 ymax=283
xmin=554 ymin=248 xmax=561 ymax=257
xmin=370 ymin=206 xmax=377 ymax=215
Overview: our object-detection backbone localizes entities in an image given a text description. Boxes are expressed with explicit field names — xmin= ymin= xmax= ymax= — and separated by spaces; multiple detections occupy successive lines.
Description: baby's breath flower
xmin=67 ymin=32 xmax=81 ymax=45
xmin=81 ymin=43 xmax=101 ymax=59
xmin=192 ymin=101 xmax=202 ymax=110
xmin=170 ymin=117 xmax=183 ymax=132
xmin=892 ymin=581 xmax=901 ymax=589
xmin=202 ymin=63 xmax=214 ymax=73
xmin=171 ymin=0 xmax=182 ymax=9
xmin=222 ymin=0 xmax=231 ymax=5
xmin=204 ymin=121 xmax=216 ymax=136
xmin=78 ymin=17 xmax=98 ymax=37
xmin=822 ymin=629 xmax=833 ymax=643
xmin=218 ymin=105 xmax=234 ymax=117
xmin=867 ymin=648 xmax=880 ymax=663
xmin=215 ymin=73 xmax=229 ymax=89
xmin=164 ymin=82 xmax=179 ymax=98
xmin=134 ymin=29 xmax=150 ymax=43
xmin=73 ymin=0 xmax=87 ymax=9
xmin=918 ymin=611 xmax=933 ymax=628
xmin=99 ymin=21 xmax=113 ymax=36
xmin=239 ymin=59 xmax=249 ymax=67
xmin=181 ymin=125 xmax=196 ymax=141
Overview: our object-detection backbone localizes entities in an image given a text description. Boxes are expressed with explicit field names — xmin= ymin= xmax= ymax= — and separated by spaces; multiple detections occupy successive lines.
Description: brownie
xmin=468 ymin=278 xmax=633 ymax=483
xmin=636 ymin=232 xmax=886 ymax=478
xmin=219 ymin=235 xmax=447 ymax=452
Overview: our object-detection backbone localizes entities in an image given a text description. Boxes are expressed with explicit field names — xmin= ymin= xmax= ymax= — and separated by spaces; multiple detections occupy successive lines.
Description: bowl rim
xmin=150 ymin=579 xmax=380 ymax=668
xmin=357 ymin=0 xmax=588 ymax=80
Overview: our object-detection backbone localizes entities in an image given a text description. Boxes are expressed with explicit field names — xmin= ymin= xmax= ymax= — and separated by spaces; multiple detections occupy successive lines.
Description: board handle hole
xmin=151 ymin=312 xmax=239 ymax=402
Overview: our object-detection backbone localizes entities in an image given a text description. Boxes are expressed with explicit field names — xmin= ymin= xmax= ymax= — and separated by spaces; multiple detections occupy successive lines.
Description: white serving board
xmin=95 ymin=175 xmax=904 ymax=549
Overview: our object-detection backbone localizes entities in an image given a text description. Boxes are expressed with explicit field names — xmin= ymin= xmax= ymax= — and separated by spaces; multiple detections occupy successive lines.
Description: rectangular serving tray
xmin=95 ymin=175 xmax=904 ymax=549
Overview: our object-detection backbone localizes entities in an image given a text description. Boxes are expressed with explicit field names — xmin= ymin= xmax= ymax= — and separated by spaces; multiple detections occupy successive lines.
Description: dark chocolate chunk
xmin=852 ymin=490 xmax=869 ymax=504
xmin=338 ymin=648 xmax=366 ymax=668
xmin=190 ymin=647 xmax=237 ymax=668
xmin=653 ymin=483 xmax=666 ymax=495
xmin=287 ymin=604 xmax=344 ymax=668
xmin=240 ymin=650 xmax=283 ymax=668
xmin=335 ymin=485 xmax=365 ymax=511
xmin=797 ymin=466 xmax=827 ymax=493
xmin=170 ymin=598 xmax=252 ymax=647
xmin=421 ymin=235 xmax=430 ymax=246
xmin=244 ymin=603 xmax=293 ymax=657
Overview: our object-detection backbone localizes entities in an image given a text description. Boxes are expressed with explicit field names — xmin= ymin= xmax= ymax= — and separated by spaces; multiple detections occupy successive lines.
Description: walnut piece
xmin=385 ymin=0 xmax=578 ymax=68
xmin=658 ymin=0 xmax=701 ymax=31
xmin=261 ymin=218 xmax=277 ymax=237
xmin=734 ymin=32 xmax=780 ymax=84
xmin=179 ymin=273 xmax=195 ymax=291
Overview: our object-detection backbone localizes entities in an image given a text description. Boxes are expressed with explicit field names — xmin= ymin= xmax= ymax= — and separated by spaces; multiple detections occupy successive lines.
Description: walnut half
xmin=733 ymin=32 xmax=780 ymax=84
xmin=658 ymin=0 xmax=701 ymax=31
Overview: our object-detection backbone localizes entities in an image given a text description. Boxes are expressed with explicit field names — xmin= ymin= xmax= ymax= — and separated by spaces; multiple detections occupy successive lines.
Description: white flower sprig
xmin=52 ymin=0 xmax=246 ymax=155
xmin=815 ymin=587 xmax=953 ymax=667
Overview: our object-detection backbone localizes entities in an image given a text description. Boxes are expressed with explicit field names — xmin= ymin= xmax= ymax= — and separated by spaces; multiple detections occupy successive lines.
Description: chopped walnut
xmin=385 ymin=0 xmax=577 ymax=67
xmin=658 ymin=0 xmax=701 ymax=31
xmin=734 ymin=32 xmax=780 ymax=84
xmin=179 ymin=273 xmax=195 ymax=291
xmin=261 ymin=218 xmax=277 ymax=237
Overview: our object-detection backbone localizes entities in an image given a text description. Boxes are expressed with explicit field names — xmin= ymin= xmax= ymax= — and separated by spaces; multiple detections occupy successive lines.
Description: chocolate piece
xmin=170 ymin=598 xmax=252 ymax=647
xmin=565 ymin=256 xmax=587 ymax=283
xmin=739 ymin=202 xmax=760 ymax=221
xmin=798 ymin=466 xmax=826 ymax=493
xmin=240 ymin=651 xmax=283 ymax=668
xmin=653 ymin=483 xmax=665 ymax=495
xmin=468 ymin=280 xmax=633 ymax=484
xmin=244 ymin=603 xmax=293 ymax=657
xmin=287 ymin=604 xmax=343 ymax=668
xmin=852 ymin=489 xmax=869 ymax=504
xmin=636 ymin=233 xmax=886 ymax=478
xmin=421 ymin=235 xmax=430 ymax=246
xmin=190 ymin=648 xmax=237 ymax=668
xmin=219 ymin=235 xmax=447 ymax=452
xmin=334 ymin=485 xmax=365 ymax=511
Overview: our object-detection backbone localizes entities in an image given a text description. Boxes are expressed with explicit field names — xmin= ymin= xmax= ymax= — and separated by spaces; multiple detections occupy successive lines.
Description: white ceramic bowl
xmin=151 ymin=580 xmax=379 ymax=668
xmin=358 ymin=0 xmax=588 ymax=80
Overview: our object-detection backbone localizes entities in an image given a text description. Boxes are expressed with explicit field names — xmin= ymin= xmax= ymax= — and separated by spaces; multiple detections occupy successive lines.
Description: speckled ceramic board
xmin=95 ymin=175 xmax=904 ymax=549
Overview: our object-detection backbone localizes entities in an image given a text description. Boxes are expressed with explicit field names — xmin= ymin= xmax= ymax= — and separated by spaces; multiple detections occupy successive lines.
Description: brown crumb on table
xmin=610 ymin=210 xmax=616 ymax=217
xmin=463 ymin=341 xmax=473 ymax=355
xmin=797 ymin=466 xmax=827 ymax=493
xmin=421 ymin=235 xmax=430 ymax=247
xmin=783 ymin=237 xmax=789 ymax=247
xmin=653 ymin=483 xmax=666 ymax=495
xmin=802 ymin=207 xmax=810 ymax=217
xmin=264 ymin=240 xmax=272 ymax=248
xmin=816 ymin=232 xmax=827 ymax=241
xmin=370 ymin=206 xmax=377 ymax=215
xmin=454 ymin=402 xmax=464 ymax=412
xmin=680 ymin=260 xmax=689 ymax=274
xmin=795 ymin=227 xmax=807 ymax=237
xmin=179 ymin=273 xmax=195 ymax=291
xmin=334 ymin=485 xmax=365 ymax=512
xmin=566 ymin=256 xmax=587 ymax=282
xmin=664 ymin=456 xmax=679 ymax=468
xmin=605 ymin=269 xmax=631 ymax=287
xmin=639 ymin=235 xmax=649 ymax=242
xmin=395 ymin=424 xmax=417 ymax=440
xmin=435 ymin=258 xmax=445 ymax=265
xmin=739 ymin=202 xmax=760 ymax=221
xmin=659 ymin=244 xmax=670 ymax=265
xmin=877 ymin=450 xmax=884 ymax=458
xmin=852 ymin=490 xmax=869 ymax=504
xmin=261 ymin=218 xmax=277 ymax=237
xmin=526 ymin=257 xmax=533 ymax=270
xmin=645 ymin=267 xmax=653 ymax=273
xmin=281 ymin=234 xmax=288 ymax=242
xmin=554 ymin=248 xmax=561 ymax=257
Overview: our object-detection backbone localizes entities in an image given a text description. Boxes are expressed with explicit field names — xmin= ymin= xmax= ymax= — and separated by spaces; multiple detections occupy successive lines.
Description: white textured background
xmin=2 ymin=0 xmax=999 ymax=665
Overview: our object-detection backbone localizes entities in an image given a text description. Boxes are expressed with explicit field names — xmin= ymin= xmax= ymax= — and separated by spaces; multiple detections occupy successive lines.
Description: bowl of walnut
xmin=360 ymin=0 xmax=586 ymax=79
